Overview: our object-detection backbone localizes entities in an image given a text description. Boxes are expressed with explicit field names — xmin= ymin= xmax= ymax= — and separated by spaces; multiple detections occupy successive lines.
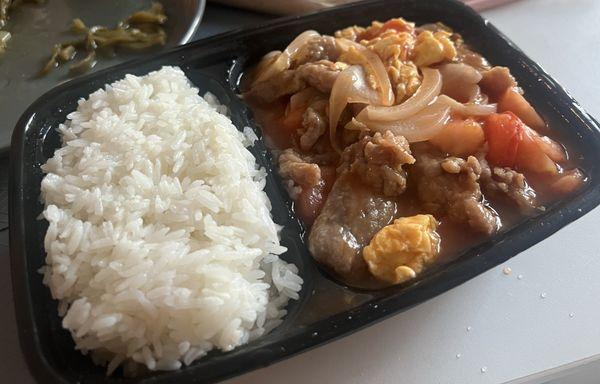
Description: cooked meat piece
xmin=295 ymin=60 xmax=342 ymax=94
xmin=278 ymin=149 xmax=321 ymax=199
xmin=288 ymin=87 xmax=326 ymax=111
xmin=244 ymin=69 xmax=304 ymax=104
xmin=334 ymin=25 xmax=366 ymax=42
xmin=244 ymin=60 xmax=341 ymax=104
xmin=479 ymin=66 xmax=518 ymax=99
xmin=338 ymin=131 xmax=415 ymax=196
xmin=479 ymin=157 xmax=537 ymax=211
xmin=413 ymin=150 xmax=500 ymax=234
xmin=439 ymin=63 xmax=482 ymax=103
xmin=309 ymin=173 xmax=397 ymax=282
xmin=294 ymin=35 xmax=340 ymax=66
xmin=299 ymin=99 xmax=328 ymax=151
xmin=454 ymin=41 xmax=491 ymax=72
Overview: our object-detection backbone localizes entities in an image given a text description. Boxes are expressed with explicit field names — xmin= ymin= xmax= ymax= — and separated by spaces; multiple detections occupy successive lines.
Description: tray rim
xmin=9 ymin=0 xmax=600 ymax=383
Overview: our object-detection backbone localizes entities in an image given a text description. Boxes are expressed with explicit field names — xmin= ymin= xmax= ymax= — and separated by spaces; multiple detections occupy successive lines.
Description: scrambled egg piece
xmin=335 ymin=25 xmax=367 ymax=42
xmin=361 ymin=20 xmax=385 ymax=39
xmin=366 ymin=30 xmax=414 ymax=63
xmin=413 ymin=30 xmax=456 ymax=67
xmin=335 ymin=20 xmax=455 ymax=102
xmin=362 ymin=31 xmax=420 ymax=102
xmin=388 ymin=59 xmax=421 ymax=102
xmin=360 ymin=18 xmax=415 ymax=40
xmin=363 ymin=214 xmax=441 ymax=284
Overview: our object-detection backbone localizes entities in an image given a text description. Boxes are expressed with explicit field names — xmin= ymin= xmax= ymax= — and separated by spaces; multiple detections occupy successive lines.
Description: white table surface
xmin=3 ymin=0 xmax=600 ymax=383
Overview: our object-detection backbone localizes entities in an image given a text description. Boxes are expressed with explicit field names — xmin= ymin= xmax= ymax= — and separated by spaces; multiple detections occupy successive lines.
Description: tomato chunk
xmin=515 ymin=128 xmax=558 ymax=174
xmin=265 ymin=103 xmax=304 ymax=149
xmin=498 ymin=88 xmax=545 ymax=130
xmin=282 ymin=104 xmax=305 ymax=132
xmin=295 ymin=166 xmax=336 ymax=226
xmin=430 ymin=118 xmax=485 ymax=157
xmin=551 ymin=169 xmax=585 ymax=195
xmin=485 ymin=112 xmax=559 ymax=174
xmin=526 ymin=126 xmax=566 ymax=163
xmin=484 ymin=112 xmax=524 ymax=167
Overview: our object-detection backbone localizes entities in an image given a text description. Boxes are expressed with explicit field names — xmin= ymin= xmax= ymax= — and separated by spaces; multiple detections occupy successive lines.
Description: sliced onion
xmin=254 ymin=30 xmax=320 ymax=83
xmin=436 ymin=95 xmax=497 ymax=116
xmin=329 ymin=65 xmax=380 ymax=152
xmin=440 ymin=63 xmax=482 ymax=85
xmin=336 ymin=38 xmax=394 ymax=106
xmin=359 ymin=67 xmax=442 ymax=122
xmin=248 ymin=50 xmax=280 ymax=86
xmin=361 ymin=98 xmax=452 ymax=142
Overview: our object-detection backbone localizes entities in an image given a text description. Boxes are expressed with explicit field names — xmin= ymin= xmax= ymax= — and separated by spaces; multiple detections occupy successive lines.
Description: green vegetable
xmin=40 ymin=2 xmax=167 ymax=76
xmin=0 ymin=30 xmax=10 ymax=53
xmin=0 ymin=0 xmax=13 ymax=30
xmin=0 ymin=0 xmax=44 ymax=54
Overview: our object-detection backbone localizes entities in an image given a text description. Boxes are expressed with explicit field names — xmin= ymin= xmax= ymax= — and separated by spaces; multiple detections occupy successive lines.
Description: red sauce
xmin=246 ymin=99 xmax=296 ymax=149
xmin=244 ymin=82 xmax=584 ymax=290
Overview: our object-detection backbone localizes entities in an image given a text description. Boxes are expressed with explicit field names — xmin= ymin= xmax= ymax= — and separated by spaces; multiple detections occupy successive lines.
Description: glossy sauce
xmin=248 ymin=94 xmax=586 ymax=289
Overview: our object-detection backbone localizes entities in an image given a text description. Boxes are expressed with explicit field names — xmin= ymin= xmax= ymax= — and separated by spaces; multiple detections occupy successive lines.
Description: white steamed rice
xmin=40 ymin=66 xmax=302 ymax=373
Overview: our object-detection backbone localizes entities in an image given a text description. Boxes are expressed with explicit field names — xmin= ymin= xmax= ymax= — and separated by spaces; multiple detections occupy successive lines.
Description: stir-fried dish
xmin=243 ymin=18 xmax=585 ymax=289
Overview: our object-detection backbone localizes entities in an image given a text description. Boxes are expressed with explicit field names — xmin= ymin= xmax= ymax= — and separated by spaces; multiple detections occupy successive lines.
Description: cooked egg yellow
xmin=363 ymin=214 xmax=441 ymax=284
xmin=413 ymin=30 xmax=456 ymax=67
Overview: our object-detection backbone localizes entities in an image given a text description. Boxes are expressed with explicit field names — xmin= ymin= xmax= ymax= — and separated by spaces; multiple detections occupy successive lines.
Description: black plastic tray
xmin=9 ymin=0 xmax=600 ymax=383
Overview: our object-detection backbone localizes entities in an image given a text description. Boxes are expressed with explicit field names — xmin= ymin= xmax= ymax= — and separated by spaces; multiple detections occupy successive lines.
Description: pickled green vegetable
xmin=41 ymin=2 xmax=167 ymax=76
xmin=1 ymin=0 xmax=44 ymax=54
xmin=0 ymin=0 xmax=13 ymax=30
xmin=0 ymin=30 xmax=10 ymax=53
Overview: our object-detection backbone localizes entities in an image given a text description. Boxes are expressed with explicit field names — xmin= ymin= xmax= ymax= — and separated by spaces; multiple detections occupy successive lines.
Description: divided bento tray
xmin=9 ymin=0 xmax=600 ymax=383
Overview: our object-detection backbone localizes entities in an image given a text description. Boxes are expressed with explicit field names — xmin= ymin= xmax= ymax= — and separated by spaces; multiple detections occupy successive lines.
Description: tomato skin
xmin=485 ymin=112 xmax=559 ymax=174
xmin=484 ymin=112 xmax=524 ymax=167
xmin=295 ymin=166 xmax=336 ymax=227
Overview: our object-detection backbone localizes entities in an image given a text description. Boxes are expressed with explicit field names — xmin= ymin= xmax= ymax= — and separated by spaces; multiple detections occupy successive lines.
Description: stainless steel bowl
xmin=0 ymin=0 xmax=206 ymax=152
